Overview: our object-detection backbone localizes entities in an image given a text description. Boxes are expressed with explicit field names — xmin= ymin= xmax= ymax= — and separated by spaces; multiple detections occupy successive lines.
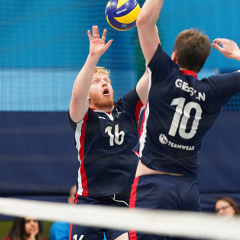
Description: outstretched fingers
xmin=102 ymin=29 xmax=107 ymax=42
xmin=88 ymin=25 xmax=100 ymax=41
xmin=211 ymin=38 xmax=240 ymax=59
xmin=92 ymin=25 xmax=100 ymax=39
xmin=212 ymin=38 xmax=225 ymax=52
xmin=212 ymin=38 xmax=223 ymax=44
xmin=105 ymin=39 xmax=113 ymax=49
xmin=87 ymin=25 xmax=113 ymax=54
xmin=211 ymin=42 xmax=222 ymax=52
xmin=102 ymin=28 xmax=113 ymax=50
xmin=87 ymin=30 xmax=92 ymax=41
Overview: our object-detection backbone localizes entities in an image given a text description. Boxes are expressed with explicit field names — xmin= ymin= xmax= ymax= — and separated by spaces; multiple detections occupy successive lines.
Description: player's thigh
xmin=70 ymin=224 xmax=104 ymax=240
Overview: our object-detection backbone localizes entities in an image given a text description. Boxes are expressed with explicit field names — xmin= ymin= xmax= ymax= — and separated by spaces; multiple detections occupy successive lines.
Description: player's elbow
xmin=71 ymin=89 xmax=79 ymax=102
xmin=136 ymin=11 xmax=150 ymax=29
xmin=69 ymin=105 xmax=84 ymax=123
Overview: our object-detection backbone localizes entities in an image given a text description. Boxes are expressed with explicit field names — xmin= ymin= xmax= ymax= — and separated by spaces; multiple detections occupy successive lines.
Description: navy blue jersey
xmin=137 ymin=44 xmax=240 ymax=179
xmin=69 ymin=88 xmax=143 ymax=197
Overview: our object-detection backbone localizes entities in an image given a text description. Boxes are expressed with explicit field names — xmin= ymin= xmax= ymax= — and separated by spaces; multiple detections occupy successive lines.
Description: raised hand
xmin=212 ymin=38 xmax=240 ymax=61
xmin=87 ymin=25 xmax=113 ymax=58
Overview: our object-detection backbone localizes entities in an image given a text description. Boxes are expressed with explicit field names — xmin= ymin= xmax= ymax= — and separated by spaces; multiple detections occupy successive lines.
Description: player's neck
xmin=90 ymin=104 xmax=113 ymax=113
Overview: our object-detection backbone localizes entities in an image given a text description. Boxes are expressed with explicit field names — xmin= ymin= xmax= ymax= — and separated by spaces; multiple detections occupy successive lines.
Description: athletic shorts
xmin=69 ymin=190 xmax=130 ymax=240
xmin=129 ymin=174 xmax=201 ymax=240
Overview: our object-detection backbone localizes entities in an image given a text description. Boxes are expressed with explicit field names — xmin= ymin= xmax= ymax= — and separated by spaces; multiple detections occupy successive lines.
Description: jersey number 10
xmin=168 ymin=97 xmax=202 ymax=139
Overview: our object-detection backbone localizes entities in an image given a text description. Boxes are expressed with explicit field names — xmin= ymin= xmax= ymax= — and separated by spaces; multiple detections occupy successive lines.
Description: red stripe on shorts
xmin=69 ymin=194 xmax=79 ymax=240
xmin=129 ymin=177 xmax=139 ymax=240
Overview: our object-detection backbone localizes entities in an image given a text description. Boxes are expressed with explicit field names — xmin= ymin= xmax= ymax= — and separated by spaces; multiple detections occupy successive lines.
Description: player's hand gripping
xmin=212 ymin=38 xmax=240 ymax=60
xmin=88 ymin=25 xmax=113 ymax=58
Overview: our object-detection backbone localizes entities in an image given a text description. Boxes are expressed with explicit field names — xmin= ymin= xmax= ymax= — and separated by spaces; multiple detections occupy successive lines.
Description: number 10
xmin=168 ymin=97 xmax=202 ymax=139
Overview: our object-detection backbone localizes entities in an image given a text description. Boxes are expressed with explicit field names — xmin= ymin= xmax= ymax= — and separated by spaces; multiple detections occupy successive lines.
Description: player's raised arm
xmin=69 ymin=26 xmax=113 ymax=123
xmin=136 ymin=0 xmax=164 ymax=65
xmin=212 ymin=38 xmax=240 ymax=61
xmin=136 ymin=65 xmax=149 ymax=105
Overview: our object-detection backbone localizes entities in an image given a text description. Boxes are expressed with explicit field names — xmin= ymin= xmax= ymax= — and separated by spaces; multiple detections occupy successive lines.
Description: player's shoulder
xmin=116 ymin=88 xmax=139 ymax=108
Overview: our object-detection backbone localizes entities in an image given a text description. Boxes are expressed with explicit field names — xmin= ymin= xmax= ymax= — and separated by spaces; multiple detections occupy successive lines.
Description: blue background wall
xmin=159 ymin=0 xmax=240 ymax=70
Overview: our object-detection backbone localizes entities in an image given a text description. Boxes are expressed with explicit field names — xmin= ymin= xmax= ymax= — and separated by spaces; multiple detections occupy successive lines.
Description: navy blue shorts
xmin=69 ymin=191 xmax=130 ymax=240
xmin=129 ymin=174 xmax=201 ymax=240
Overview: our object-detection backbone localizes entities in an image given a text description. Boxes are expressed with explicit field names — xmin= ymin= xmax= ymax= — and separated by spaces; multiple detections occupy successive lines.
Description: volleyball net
xmin=0 ymin=197 xmax=240 ymax=240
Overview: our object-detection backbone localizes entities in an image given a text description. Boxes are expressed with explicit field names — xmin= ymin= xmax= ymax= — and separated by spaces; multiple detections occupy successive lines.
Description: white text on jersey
xmin=159 ymin=133 xmax=195 ymax=151
xmin=168 ymin=140 xmax=195 ymax=151
xmin=175 ymin=79 xmax=205 ymax=101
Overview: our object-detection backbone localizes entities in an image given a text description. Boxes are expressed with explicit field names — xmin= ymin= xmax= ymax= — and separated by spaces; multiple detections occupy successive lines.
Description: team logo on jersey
xmin=159 ymin=134 xmax=168 ymax=144
xmin=159 ymin=133 xmax=195 ymax=151
xmin=99 ymin=116 xmax=106 ymax=120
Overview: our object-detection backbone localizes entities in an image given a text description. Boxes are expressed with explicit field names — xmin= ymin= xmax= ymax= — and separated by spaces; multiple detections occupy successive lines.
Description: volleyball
xmin=105 ymin=0 xmax=141 ymax=31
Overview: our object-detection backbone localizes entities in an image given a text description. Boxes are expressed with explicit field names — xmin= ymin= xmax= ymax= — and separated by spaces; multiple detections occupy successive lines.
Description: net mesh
xmin=1 ymin=0 xmax=239 ymax=111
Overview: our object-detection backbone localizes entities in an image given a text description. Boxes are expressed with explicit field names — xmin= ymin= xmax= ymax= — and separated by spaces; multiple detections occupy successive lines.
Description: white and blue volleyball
xmin=105 ymin=0 xmax=141 ymax=31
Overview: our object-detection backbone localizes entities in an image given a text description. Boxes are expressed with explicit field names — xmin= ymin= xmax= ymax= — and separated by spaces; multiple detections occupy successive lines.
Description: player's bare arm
xmin=136 ymin=0 xmax=164 ymax=65
xmin=69 ymin=25 xmax=113 ymax=123
xmin=136 ymin=66 xmax=149 ymax=105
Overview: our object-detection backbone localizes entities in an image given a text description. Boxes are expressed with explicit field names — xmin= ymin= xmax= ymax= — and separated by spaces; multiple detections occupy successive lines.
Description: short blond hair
xmin=94 ymin=66 xmax=110 ymax=77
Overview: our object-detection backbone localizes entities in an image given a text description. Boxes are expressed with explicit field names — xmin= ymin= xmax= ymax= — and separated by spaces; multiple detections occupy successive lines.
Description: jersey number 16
xmin=105 ymin=124 xmax=125 ymax=146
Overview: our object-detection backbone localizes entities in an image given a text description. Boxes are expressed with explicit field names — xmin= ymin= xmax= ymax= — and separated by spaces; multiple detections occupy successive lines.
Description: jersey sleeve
xmin=207 ymin=71 xmax=240 ymax=106
xmin=116 ymin=88 xmax=144 ymax=134
xmin=68 ymin=108 xmax=96 ymax=132
xmin=68 ymin=110 xmax=76 ymax=131
xmin=117 ymin=88 xmax=143 ymax=115
xmin=148 ymin=44 xmax=179 ymax=84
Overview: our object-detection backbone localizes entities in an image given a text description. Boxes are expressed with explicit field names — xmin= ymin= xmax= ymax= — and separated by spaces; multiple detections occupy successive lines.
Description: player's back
xmin=138 ymin=44 xmax=240 ymax=178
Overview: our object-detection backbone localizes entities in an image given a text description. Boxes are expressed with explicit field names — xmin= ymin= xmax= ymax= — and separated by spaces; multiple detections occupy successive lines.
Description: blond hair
xmin=94 ymin=67 xmax=110 ymax=77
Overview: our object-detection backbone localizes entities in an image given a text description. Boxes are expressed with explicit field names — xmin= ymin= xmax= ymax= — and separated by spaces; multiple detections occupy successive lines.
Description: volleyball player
xmin=68 ymin=26 xmax=148 ymax=240
xmin=129 ymin=0 xmax=240 ymax=239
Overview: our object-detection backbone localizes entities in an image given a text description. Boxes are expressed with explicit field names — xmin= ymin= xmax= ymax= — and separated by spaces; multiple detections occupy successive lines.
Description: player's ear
xmin=171 ymin=52 xmax=177 ymax=63
xmin=171 ymin=51 xmax=177 ymax=63
xmin=87 ymin=93 xmax=92 ymax=106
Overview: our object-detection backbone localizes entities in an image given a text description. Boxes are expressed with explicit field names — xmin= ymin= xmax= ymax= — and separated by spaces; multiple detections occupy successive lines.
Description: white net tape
xmin=0 ymin=197 xmax=240 ymax=240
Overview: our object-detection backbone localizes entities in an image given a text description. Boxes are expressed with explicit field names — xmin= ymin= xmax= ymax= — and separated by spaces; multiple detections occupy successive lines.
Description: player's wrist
xmin=87 ymin=53 xmax=100 ymax=65
xmin=236 ymin=52 xmax=240 ymax=61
